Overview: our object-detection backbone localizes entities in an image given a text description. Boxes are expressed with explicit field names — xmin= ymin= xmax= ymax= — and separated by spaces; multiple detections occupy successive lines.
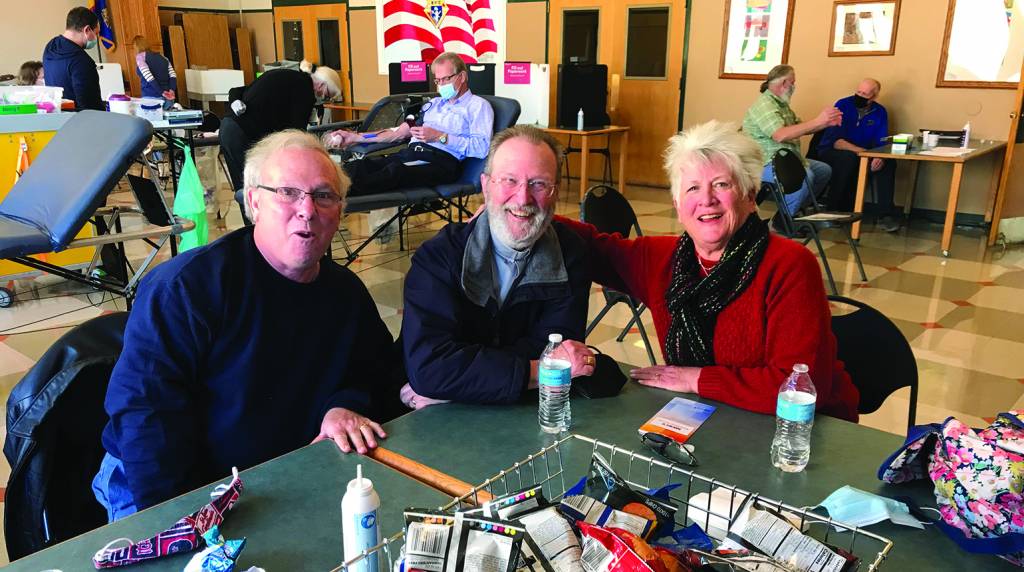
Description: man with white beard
xmin=398 ymin=125 xmax=595 ymax=407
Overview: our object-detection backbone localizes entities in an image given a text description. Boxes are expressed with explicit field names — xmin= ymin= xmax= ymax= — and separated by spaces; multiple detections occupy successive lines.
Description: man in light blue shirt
xmin=332 ymin=52 xmax=494 ymax=196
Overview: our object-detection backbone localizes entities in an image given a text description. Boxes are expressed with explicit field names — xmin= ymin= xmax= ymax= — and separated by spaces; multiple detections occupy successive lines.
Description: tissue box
xmin=891 ymin=133 xmax=913 ymax=154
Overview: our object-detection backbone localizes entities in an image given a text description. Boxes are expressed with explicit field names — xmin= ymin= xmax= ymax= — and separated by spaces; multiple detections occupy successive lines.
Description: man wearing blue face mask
xmin=329 ymin=52 xmax=494 ymax=196
xmin=43 ymin=6 xmax=105 ymax=111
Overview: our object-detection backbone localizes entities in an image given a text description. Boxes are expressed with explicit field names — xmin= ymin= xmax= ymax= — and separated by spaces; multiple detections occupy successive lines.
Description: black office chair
xmin=828 ymin=296 xmax=918 ymax=429
xmin=580 ymin=184 xmax=657 ymax=366
xmin=768 ymin=148 xmax=867 ymax=295
xmin=4 ymin=312 xmax=129 ymax=559
xmin=806 ymin=130 xmax=880 ymax=213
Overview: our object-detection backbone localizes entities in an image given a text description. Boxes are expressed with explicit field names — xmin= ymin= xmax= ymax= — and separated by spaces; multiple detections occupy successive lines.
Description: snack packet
xmin=560 ymin=495 xmax=655 ymax=539
xmin=445 ymin=513 xmax=527 ymax=572
xmin=577 ymin=523 xmax=670 ymax=572
xmin=183 ymin=526 xmax=246 ymax=572
xmin=568 ymin=454 xmax=677 ymax=536
xmin=719 ymin=497 xmax=859 ymax=572
xmin=517 ymin=506 xmax=584 ymax=572
xmin=405 ymin=509 xmax=458 ymax=572
xmin=466 ymin=485 xmax=549 ymax=521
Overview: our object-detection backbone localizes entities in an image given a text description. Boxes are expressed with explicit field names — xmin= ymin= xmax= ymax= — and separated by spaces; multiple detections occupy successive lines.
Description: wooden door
xmin=273 ymin=5 xmax=352 ymax=104
xmin=989 ymin=59 xmax=1024 ymax=245
xmin=548 ymin=0 xmax=685 ymax=187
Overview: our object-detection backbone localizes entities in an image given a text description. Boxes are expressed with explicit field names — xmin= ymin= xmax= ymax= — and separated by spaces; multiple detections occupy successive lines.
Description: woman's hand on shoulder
xmin=630 ymin=365 xmax=700 ymax=393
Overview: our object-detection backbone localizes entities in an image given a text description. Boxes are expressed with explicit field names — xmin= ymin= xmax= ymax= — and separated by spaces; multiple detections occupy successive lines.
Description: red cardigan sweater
xmin=562 ymin=218 xmax=859 ymax=421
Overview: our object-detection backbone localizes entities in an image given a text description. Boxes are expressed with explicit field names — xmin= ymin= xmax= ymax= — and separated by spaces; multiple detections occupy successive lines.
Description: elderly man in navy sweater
xmin=816 ymin=78 xmax=899 ymax=231
xmin=93 ymin=130 xmax=392 ymax=520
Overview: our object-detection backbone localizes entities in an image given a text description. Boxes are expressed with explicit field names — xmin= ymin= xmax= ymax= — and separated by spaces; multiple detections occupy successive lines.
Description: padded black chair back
xmin=828 ymin=296 xmax=918 ymax=427
xmin=0 ymin=111 xmax=151 ymax=253
xmin=805 ymin=130 xmax=825 ymax=161
xmin=452 ymin=94 xmax=522 ymax=187
xmin=361 ymin=92 xmax=437 ymax=133
xmin=4 ymin=312 xmax=129 ymax=559
xmin=771 ymin=148 xmax=807 ymax=197
xmin=580 ymin=185 xmax=641 ymax=238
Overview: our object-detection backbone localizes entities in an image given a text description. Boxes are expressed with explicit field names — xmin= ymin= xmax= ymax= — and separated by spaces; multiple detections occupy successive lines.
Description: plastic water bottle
xmin=538 ymin=333 xmax=572 ymax=433
xmin=577 ymin=108 xmax=585 ymax=131
xmin=342 ymin=464 xmax=380 ymax=572
xmin=770 ymin=364 xmax=817 ymax=472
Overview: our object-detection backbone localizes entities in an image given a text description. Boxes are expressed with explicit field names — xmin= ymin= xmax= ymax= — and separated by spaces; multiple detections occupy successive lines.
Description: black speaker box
xmin=557 ymin=64 xmax=610 ymax=129
xmin=389 ymin=62 xmax=432 ymax=95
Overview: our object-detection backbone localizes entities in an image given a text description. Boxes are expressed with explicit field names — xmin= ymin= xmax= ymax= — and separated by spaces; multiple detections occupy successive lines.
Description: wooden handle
xmin=369 ymin=447 xmax=493 ymax=505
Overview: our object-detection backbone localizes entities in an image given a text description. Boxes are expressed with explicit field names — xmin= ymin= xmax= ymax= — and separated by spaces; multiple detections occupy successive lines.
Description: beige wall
xmin=2 ymin=0 xmax=99 ymax=76
xmin=683 ymin=0 xmax=1018 ymax=216
xmin=349 ymin=2 xmax=548 ymax=104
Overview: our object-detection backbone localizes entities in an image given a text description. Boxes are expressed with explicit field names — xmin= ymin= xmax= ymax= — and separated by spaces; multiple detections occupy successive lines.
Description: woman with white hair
xmin=561 ymin=120 xmax=859 ymax=421
xmin=221 ymin=61 xmax=343 ymax=222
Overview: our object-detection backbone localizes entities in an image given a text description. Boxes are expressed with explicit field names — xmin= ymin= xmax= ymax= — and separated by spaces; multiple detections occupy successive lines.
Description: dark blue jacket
xmin=101 ymin=227 xmax=393 ymax=509
xmin=818 ymin=95 xmax=889 ymax=152
xmin=136 ymin=51 xmax=177 ymax=99
xmin=42 ymin=35 xmax=104 ymax=111
xmin=402 ymin=215 xmax=590 ymax=404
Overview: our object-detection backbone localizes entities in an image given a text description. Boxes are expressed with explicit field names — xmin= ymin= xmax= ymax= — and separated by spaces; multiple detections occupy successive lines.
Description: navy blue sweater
xmin=42 ymin=35 xmax=104 ymax=111
xmin=818 ymin=95 xmax=889 ymax=152
xmin=402 ymin=218 xmax=590 ymax=404
xmin=136 ymin=51 xmax=177 ymax=99
xmin=101 ymin=228 xmax=393 ymax=509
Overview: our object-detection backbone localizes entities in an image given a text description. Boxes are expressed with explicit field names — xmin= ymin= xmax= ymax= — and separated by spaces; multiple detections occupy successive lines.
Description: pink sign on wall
xmin=400 ymin=61 xmax=428 ymax=83
xmin=504 ymin=62 xmax=531 ymax=85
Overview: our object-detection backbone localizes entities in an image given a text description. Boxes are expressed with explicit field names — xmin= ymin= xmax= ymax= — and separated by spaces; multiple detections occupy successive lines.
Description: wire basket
xmin=331 ymin=434 xmax=894 ymax=571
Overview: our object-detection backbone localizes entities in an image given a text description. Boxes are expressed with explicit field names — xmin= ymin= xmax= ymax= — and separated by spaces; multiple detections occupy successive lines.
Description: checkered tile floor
xmin=1 ymin=184 xmax=1022 ymax=564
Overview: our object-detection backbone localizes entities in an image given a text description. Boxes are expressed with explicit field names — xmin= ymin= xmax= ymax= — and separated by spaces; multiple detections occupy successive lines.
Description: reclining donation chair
xmin=4 ymin=312 xmax=129 ymax=559
xmin=339 ymin=94 xmax=521 ymax=265
xmin=0 ymin=111 xmax=193 ymax=309
xmin=310 ymin=92 xmax=437 ymax=160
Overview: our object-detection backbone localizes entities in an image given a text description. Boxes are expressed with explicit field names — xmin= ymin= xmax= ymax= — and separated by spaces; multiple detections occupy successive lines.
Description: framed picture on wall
xmin=828 ymin=0 xmax=900 ymax=56
xmin=937 ymin=0 xmax=1023 ymax=88
xmin=718 ymin=0 xmax=796 ymax=79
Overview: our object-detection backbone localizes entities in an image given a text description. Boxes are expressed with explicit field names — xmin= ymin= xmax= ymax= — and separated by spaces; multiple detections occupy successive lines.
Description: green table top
xmin=381 ymin=380 xmax=1018 ymax=571
xmin=4 ymin=441 xmax=450 ymax=571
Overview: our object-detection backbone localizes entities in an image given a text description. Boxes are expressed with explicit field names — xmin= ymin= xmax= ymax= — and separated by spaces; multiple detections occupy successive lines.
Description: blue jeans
xmin=762 ymin=159 xmax=832 ymax=215
xmin=92 ymin=453 xmax=139 ymax=522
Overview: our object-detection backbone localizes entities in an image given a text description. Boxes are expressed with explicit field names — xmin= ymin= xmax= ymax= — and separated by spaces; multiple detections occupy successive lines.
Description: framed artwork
xmin=937 ymin=0 xmax=1023 ymax=88
xmin=828 ymin=0 xmax=900 ymax=56
xmin=719 ymin=0 xmax=796 ymax=80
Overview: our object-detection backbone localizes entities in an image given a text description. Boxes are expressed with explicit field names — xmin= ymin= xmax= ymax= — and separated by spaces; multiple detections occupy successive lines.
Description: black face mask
xmin=852 ymin=94 xmax=870 ymax=109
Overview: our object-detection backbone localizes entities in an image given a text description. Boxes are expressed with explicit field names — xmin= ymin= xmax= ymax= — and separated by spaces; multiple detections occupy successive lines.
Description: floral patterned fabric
xmin=879 ymin=411 xmax=1024 ymax=567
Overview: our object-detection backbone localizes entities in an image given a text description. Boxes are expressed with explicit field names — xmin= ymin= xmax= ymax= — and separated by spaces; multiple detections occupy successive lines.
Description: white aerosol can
xmin=342 ymin=464 xmax=381 ymax=572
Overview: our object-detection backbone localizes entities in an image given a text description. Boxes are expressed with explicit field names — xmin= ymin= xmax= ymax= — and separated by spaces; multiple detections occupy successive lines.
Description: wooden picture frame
xmin=828 ymin=0 xmax=900 ymax=57
xmin=718 ymin=0 xmax=796 ymax=80
xmin=936 ymin=0 xmax=1021 ymax=89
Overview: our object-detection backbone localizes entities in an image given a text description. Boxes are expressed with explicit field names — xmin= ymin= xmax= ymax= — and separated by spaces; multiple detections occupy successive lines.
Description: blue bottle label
xmin=539 ymin=365 xmax=571 ymax=387
xmin=348 ymin=509 xmax=379 ymax=571
xmin=776 ymin=393 xmax=815 ymax=423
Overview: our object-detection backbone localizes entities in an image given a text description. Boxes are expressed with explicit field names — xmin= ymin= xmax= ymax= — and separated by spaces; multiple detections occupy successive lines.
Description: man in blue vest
xmin=817 ymin=78 xmax=899 ymax=232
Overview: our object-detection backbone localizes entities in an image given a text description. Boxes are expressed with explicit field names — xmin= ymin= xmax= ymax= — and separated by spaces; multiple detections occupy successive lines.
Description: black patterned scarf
xmin=663 ymin=213 xmax=770 ymax=366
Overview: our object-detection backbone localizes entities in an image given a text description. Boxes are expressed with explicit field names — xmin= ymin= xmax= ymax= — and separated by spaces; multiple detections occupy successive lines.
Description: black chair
xmin=4 ymin=312 xmax=129 ymax=559
xmin=768 ymin=148 xmax=867 ymax=295
xmin=828 ymin=296 xmax=918 ymax=429
xmin=562 ymin=135 xmax=613 ymax=191
xmin=339 ymin=95 xmax=521 ymax=264
xmin=312 ymin=92 xmax=438 ymax=160
xmin=806 ymin=130 xmax=880 ymax=213
xmin=580 ymin=184 xmax=657 ymax=366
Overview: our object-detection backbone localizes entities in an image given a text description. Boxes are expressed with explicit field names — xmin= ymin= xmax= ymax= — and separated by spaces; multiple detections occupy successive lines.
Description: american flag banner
xmin=375 ymin=0 xmax=506 ymax=74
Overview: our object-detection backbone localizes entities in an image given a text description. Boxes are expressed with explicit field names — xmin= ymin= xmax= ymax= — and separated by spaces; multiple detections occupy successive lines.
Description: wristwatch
xmin=439 ymin=133 xmax=449 ymax=145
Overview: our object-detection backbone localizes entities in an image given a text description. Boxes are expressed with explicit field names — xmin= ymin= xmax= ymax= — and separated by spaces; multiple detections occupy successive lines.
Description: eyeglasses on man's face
xmin=640 ymin=432 xmax=699 ymax=467
xmin=257 ymin=185 xmax=342 ymax=209
xmin=488 ymin=175 xmax=557 ymax=198
xmin=433 ymin=72 xmax=462 ymax=85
